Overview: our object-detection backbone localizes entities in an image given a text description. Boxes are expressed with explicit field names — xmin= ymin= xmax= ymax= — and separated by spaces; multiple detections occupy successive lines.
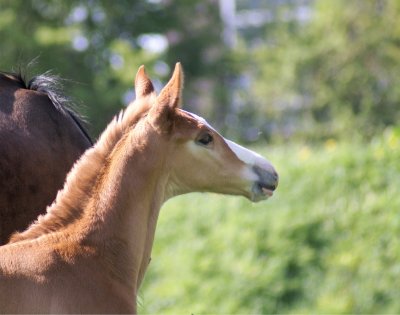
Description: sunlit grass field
xmin=140 ymin=128 xmax=400 ymax=314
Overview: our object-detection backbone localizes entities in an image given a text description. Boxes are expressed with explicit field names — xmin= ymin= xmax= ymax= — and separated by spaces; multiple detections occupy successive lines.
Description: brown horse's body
xmin=0 ymin=64 xmax=278 ymax=313
xmin=0 ymin=73 xmax=92 ymax=244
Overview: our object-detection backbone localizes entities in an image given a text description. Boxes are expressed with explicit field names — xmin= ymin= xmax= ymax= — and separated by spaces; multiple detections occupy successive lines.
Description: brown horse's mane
xmin=9 ymin=96 xmax=154 ymax=244
xmin=0 ymin=71 xmax=93 ymax=145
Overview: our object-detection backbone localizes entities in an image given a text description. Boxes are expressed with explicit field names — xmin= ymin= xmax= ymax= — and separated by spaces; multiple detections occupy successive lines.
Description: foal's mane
xmin=0 ymin=71 xmax=93 ymax=145
xmin=9 ymin=96 xmax=154 ymax=244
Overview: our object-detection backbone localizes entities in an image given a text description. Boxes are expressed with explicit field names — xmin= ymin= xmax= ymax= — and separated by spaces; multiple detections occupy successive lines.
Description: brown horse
xmin=0 ymin=63 xmax=278 ymax=314
xmin=0 ymin=72 xmax=92 ymax=244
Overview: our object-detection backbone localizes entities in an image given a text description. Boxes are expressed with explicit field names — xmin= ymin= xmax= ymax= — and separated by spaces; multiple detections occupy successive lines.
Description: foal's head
xmin=133 ymin=63 xmax=278 ymax=202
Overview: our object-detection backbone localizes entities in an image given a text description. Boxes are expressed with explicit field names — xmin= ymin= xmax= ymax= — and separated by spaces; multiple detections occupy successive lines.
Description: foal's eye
xmin=196 ymin=133 xmax=214 ymax=146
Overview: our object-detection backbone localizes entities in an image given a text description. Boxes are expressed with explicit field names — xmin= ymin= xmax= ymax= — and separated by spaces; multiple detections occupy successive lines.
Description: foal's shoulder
xmin=0 ymin=238 xmax=61 ymax=275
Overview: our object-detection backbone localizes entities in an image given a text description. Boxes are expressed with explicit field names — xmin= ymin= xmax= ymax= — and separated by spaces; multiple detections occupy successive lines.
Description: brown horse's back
xmin=0 ymin=73 xmax=92 ymax=244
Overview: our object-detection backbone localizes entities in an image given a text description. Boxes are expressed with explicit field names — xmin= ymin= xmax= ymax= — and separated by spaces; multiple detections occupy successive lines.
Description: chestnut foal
xmin=0 ymin=63 xmax=278 ymax=314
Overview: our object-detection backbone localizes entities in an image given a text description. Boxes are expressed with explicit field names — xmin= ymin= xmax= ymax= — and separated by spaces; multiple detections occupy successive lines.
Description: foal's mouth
xmin=251 ymin=182 xmax=276 ymax=201
xmin=260 ymin=183 xmax=276 ymax=197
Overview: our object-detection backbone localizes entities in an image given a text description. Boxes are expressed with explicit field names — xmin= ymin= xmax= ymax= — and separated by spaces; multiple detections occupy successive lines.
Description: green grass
xmin=139 ymin=128 xmax=400 ymax=314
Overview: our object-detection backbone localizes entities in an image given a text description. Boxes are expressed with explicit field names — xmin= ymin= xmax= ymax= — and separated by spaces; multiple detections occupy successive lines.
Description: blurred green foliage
xmin=141 ymin=128 xmax=400 ymax=313
xmin=1 ymin=0 xmax=399 ymax=140
xmin=252 ymin=0 xmax=400 ymax=140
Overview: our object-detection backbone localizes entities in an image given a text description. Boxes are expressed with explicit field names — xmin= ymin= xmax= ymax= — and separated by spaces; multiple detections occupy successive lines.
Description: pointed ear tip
xmin=175 ymin=62 xmax=182 ymax=70
xmin=135 ymin=65 xmax=150 ymax=86
xmin=173 ymin=62 xmax=184 ymax=81
xmin=137 ymin=65 xmax=146 ymax=74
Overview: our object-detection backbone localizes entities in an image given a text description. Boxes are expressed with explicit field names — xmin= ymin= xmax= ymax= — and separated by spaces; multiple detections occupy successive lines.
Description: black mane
xmin=0 ymin=71 xmax=93 ymax=145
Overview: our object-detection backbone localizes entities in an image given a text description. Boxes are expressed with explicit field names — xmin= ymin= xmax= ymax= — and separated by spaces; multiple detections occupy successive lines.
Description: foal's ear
xmin=135 ymin=65 xmax=155 ymax=99
xmin=156 ymin=62 xmax=183 ymax=110
xmin=149 ymin=62 xmax=184 ymax=131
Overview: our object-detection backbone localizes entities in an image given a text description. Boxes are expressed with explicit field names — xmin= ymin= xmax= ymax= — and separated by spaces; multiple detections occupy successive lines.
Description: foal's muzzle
xmin=251 ymin=165 xmax=279 ymax=202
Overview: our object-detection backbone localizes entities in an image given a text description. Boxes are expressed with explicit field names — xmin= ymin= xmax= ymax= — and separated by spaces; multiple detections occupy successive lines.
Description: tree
xmin=252 ymin=0 xmax=400 ymax=139
xmin=0 ymin=0 xmax=227 ymax=136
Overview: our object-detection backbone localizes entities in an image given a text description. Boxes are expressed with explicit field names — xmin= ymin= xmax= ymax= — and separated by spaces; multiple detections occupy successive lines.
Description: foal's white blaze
xmin=225 ymin=139 xmax=273 ymax=170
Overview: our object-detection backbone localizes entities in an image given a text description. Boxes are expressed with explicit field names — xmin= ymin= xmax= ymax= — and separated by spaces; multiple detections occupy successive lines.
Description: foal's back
xmin=0 ymin=73 xmax=92 ymax=244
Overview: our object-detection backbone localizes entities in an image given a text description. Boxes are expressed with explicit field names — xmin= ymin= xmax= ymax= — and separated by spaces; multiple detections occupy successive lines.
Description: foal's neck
xmin=82 ymin=130 xmax=168 ymax=288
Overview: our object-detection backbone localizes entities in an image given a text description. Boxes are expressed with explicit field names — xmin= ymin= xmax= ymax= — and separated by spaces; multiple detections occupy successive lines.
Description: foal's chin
xmin=227 ymin=186 xmax=274 ymax=203
xmin=249 ymin=182 xmax=276 ymax=202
